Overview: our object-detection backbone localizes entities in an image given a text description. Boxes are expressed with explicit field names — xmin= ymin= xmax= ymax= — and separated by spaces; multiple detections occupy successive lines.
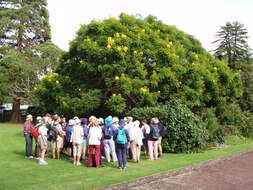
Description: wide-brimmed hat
xmin=98 ymin=117 xmax=104 ymax=125
xmin=68 ymin=119 xmax=75 ymax=125
xmin=26 ymin=114 xmax=33 ymax=120
xmin=74 ymin=118 xmax=81 ymax=124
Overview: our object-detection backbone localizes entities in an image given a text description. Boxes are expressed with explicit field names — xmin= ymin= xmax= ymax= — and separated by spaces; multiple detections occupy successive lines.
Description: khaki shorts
xmin=38 ymin=136 xmax=48 ymax=150
xmin=51 ymin=136 xmax=64 ymax=149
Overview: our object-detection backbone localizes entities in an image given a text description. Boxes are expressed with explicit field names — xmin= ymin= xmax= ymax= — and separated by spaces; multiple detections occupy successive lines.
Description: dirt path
xmin=100 ymin=149 xmax=253 ymax=190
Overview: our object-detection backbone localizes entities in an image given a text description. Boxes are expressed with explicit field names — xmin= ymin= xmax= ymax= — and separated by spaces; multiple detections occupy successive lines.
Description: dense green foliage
xmin=130 ymin=100 xmax=209 ymax=153
xmin=1 ymin=124 xmax=253 ymax=190
xmin=216 ymin=103 xmax=253 ymax=138
xmin=198 ymin=107 xmax=225 ymax=144
xmin=36 ymin=14 xmax=242 ymax=117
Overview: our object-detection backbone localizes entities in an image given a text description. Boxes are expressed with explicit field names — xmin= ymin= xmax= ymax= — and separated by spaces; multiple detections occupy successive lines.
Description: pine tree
xmin=0 ymin=0 xmax=51 ymax=122
xmin=213 ymin=21 xmax=251 ymax=66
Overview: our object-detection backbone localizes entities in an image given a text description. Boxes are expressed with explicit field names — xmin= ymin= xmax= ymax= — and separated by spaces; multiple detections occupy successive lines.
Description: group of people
xmin=23 ymin=113 xmax=167 ymax=170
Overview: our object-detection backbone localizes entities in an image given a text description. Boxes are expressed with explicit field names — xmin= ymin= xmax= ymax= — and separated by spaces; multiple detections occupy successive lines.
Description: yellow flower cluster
xmin=107 ymin=37 xmax=115 ymax=49
xmin=139 ymin=87 xmax=148 ymax=93
xmin=116 ymin=46 xmax=128 ymax=52
xmin=121 ymin=34 xmax=127 ymax=39
xmin=115 ymin=76 xmax=120 ymax=80
xmin=166 ymin=41 xmax=173 ymax=48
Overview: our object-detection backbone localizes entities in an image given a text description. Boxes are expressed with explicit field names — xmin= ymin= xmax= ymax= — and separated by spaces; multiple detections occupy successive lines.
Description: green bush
xmin=130 ymin=100 xmax=209 ymax=153
xmin=198 ymin=107 xmax=225 ymax=143
xmin=216 ymin=103 xmax=253 ymax=138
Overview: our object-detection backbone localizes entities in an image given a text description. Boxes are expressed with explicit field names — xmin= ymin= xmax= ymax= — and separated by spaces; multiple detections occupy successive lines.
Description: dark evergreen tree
xmin=213 ymin=21 xmax=251 ymax=66
xmin=0 ymin=0 xmax=52 ymax=122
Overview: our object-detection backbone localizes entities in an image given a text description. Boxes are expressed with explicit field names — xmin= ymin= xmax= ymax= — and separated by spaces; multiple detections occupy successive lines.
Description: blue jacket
xmin=102 ymin=124 xmax=116 ymax=139
xmin=65 ymin=125 xmax=73 ymax=142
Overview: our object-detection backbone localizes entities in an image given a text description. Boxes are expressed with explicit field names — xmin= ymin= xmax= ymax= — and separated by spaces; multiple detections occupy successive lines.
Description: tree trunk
xmin=10 ymin=99 xmax=21 ymax=123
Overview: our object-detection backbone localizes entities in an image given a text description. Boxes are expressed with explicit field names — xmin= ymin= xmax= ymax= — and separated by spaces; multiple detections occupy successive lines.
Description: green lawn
xmin=1 ymin=124 xmax=253 ymax=190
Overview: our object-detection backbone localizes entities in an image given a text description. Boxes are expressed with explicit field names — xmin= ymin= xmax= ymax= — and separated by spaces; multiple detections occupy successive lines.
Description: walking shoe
xmin=123 ymin=167 xmax=127 ymax=170
xmin=118 ymin=167 xmax=122 ymax=170
xmin=38 ymin=159 xmax=48 ymax=165
xmin=28 ymin=156 xmax=33 ymax=159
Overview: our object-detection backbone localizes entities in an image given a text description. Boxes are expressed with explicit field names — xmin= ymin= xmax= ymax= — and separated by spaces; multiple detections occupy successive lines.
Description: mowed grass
xmin=1 ymin=124 xmax=253 ymax=190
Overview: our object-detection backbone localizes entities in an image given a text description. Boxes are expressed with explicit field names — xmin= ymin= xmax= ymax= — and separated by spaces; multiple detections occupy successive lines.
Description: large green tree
xmin=213 ymin=21 xmax=253 ymax=112
xmin=213 ymin=21 xmax=251 ymax=66
xmin=0 ymin=0 xmax=55 ymax=122
xmin=36 ymin=14 xmax=242 ymax=118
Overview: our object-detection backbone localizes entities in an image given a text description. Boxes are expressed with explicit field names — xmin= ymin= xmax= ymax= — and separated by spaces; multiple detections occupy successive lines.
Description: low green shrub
xmin=130 ymin=100 xmax=209 ymax=153
xmin=216 ymin=103 xmax=253 ymax=138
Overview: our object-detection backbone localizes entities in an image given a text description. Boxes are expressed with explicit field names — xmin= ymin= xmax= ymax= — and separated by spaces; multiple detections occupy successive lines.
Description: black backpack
xmin=49 ymin=125 xmax=58 ymax=141
xmin=104 ymin=126 xmax=112 ymax=139
xmin=159 ymin=124 xmax=168 ymax=137
xmin=151 ymin=125 xmax=160 ymax=140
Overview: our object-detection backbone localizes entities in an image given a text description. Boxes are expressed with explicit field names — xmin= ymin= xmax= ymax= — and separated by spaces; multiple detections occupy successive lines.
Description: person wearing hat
xmin=51 ymin=114 xmax=65 ymax=160
xmin=81 ymin=118 xmax=89 ymax=161
xmin=34 ymin=116 xmax=43 ymax=159
xmin=23 ymin=114 xmax=34 ymax=158
xmin=71 ymin=118 xmax=84 ymax=166
xmin=87 ymin=116 xmax=102 ymax=168
xmin=37 ymin=117 xmax=49 ymax=165
xmin=113 ymin=119 xmax=130 ymax=170
xmin=102 ymin=116 xmax=118 ymax=163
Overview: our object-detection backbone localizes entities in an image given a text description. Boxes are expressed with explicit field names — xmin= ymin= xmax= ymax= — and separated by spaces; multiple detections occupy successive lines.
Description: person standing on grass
xmin=128 ymin=120 xmax=144 ymax=163
xmin=71 ymin=118 xmax=84 ymax=166
xmin=23 ymin=114 xmax=34 ymax=158
xmin=147 ymin=118 xmax=160 ymax=160
xmin=51 ymin=115 xmax=65 ymax=160
xmin=114 ymin=119 xmax=130 ymax=170
xmin=37 ymin=119 xmax=48 ymax=165
xmin=81 ymin=118 xmax=89 ymax=161
xmin=141 ymin=119 xmax=150 ymax=156
xmin=34 ymin=116 xmax=43 ymax=159
xmin=88 ymin=116 xmax=102 ymax=168
xmin=102 ymin=116 xmax=118 ymax=163
xmin=65 ymin=119 xmax=75 ymax=160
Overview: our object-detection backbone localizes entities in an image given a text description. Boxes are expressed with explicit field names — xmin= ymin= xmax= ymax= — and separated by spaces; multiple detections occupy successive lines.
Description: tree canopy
xmin=213 ymin=21 xmax=251 ymax=66
xmin=36 ymin=14 xmax=242 ymax=118
xmin=0 ymin=0 xmax=61 ymax=122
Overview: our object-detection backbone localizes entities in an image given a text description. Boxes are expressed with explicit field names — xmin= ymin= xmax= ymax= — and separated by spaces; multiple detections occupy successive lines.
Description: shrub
xmin=129 ymin=100 xmax=209 ymax=153
xmin=198 ymin=107 xmax=225 ymax=143
xmin=216 ymin=103 xmax=253 ymax=138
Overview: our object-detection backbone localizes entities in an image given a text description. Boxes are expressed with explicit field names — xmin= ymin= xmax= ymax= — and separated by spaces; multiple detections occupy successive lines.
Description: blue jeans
xmin=103 ymin=138 xmax=117 ymax=162
xmin=24 ymin=134 xmax=33 ymax=157
xmin=116 ymin=143 xmax=128 ymax=168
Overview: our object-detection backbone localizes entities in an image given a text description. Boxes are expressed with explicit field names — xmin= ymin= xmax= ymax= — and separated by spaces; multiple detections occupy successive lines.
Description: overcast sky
xmin=47 ymin=0 xmax=253 ymax=53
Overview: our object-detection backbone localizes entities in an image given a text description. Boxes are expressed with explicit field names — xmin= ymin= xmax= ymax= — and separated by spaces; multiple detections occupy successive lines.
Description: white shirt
xmin=129 ymin=126 xmax=144 ymax=146
xmin=39 ymin=125 xmax=48 ymax=136
xmin=71 ymin=125 xmax=84 ymax=144
xmin=88 ymin=126 xmax=102 ymax=145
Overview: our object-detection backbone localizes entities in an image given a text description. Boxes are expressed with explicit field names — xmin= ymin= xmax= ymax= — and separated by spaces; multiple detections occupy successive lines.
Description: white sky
xmin=47 ymin=0 xmax=253 ymax=53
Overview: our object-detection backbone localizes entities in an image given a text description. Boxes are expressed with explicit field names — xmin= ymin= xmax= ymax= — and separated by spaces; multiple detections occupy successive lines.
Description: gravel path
xmin=100 ymin=148 xmax=253 ymax=190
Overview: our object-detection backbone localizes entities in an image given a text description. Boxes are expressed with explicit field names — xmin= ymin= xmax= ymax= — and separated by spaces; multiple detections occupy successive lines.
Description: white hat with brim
xmin=26 ymin=114 xmax=33 ymax=120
